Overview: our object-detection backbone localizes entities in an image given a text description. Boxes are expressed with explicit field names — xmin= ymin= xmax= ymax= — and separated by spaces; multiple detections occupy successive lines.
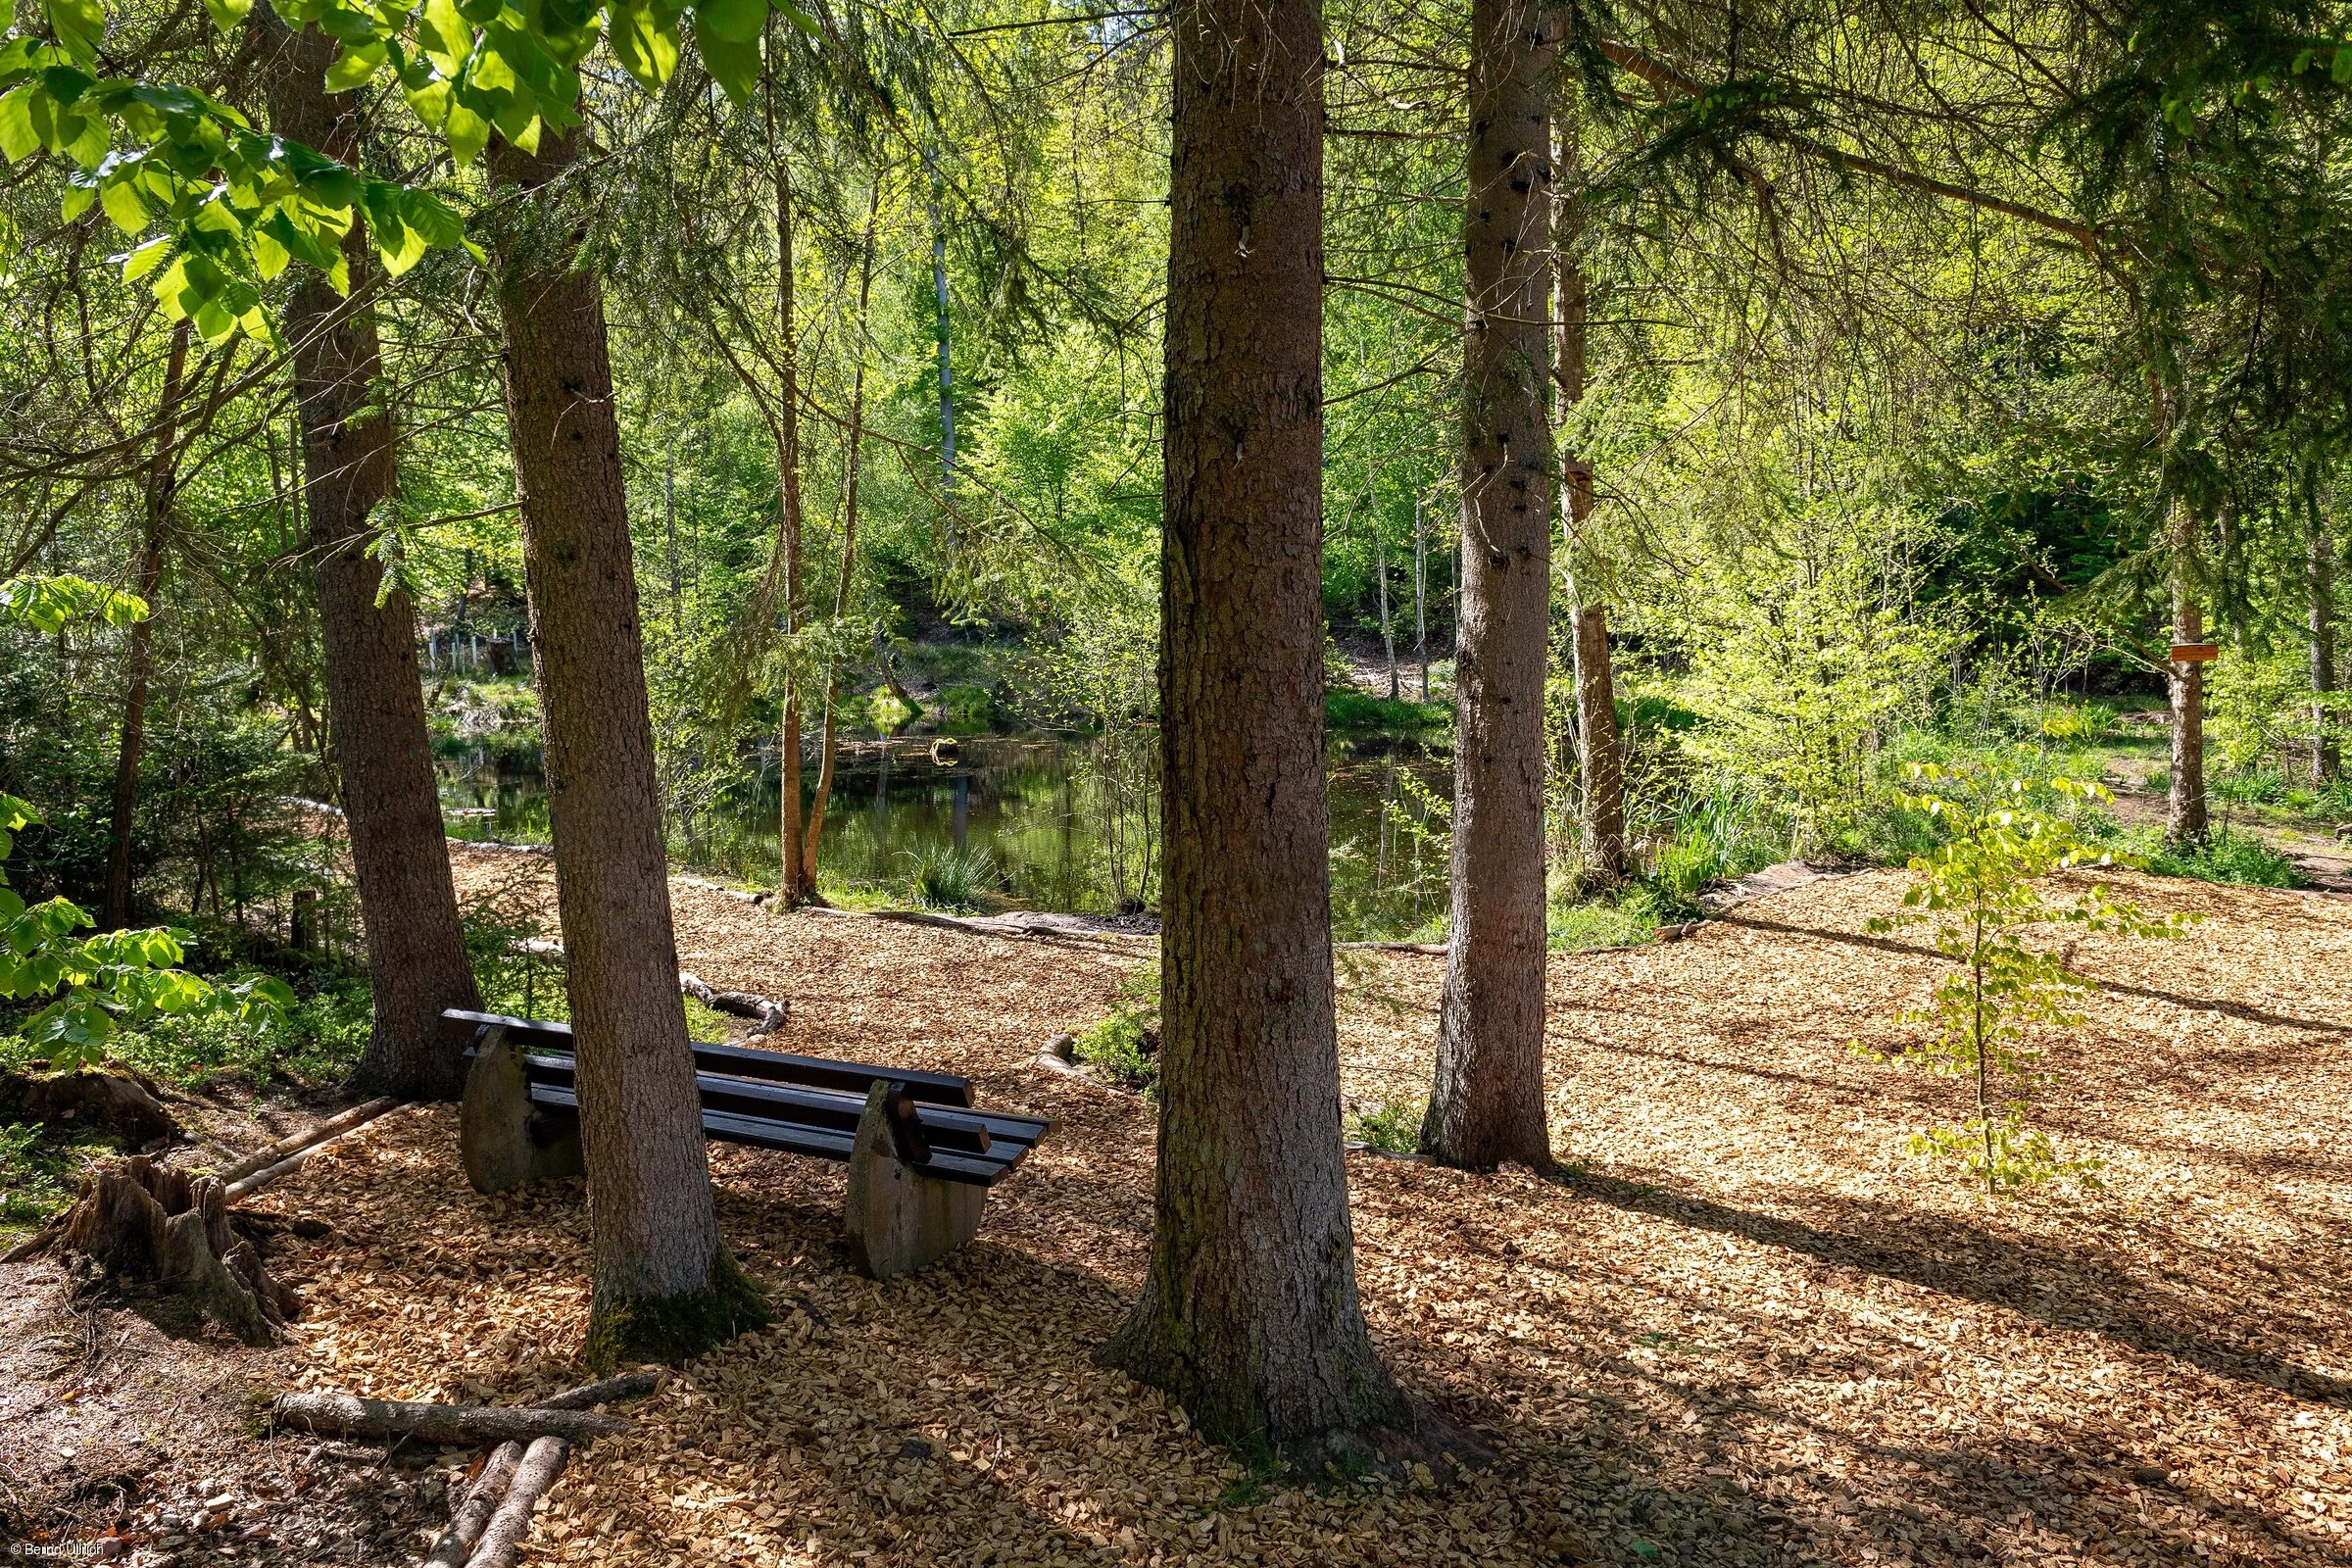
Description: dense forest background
xmin=3 ymin=0 xmax=2347 ymax=983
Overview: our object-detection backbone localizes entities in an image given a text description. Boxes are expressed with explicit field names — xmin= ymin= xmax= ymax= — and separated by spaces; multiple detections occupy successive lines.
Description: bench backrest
xmin=438 ymin=1008 xmax=975 ymax=1107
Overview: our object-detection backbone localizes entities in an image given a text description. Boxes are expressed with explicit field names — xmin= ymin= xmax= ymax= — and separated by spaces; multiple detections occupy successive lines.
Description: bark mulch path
xmin=10 ymin=852 xmax=2350 ymax=1568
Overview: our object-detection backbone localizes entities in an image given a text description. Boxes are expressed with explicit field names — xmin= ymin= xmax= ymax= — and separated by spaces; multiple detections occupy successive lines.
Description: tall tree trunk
xmin=2167 ymin=495 xmax=2209 ymax=845
xmin=801 ymin=200 xmax=876 ymax=895
xmin=1099 ymin=0 xmax=1401 ymax=1467
xmin=1413 ymin=490 xmax=1429 ymax=703
xmin=102 ymin=319 xmax=190 ymax=930
xmin=488 ymin=123 xmax=762 ymax=1365
xmin=2307 ymin=462 xmax=2337 ymax=784
xmin=1423 ymin=0 xmax=1558 ymax=1171
xmin=255 ymin=8 xmax=483 ymax=1100
xmin=1552 ymin=108 xmax=1626 ymax=883
xmin=766 ymin=67 xmax=808 ymax=906
xmin=926 ymin=146 xmax=956 ymax=514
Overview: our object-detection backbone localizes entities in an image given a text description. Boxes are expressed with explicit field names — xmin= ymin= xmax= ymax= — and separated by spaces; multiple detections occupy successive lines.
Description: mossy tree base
xmin=584 ymin=1246 xmax=770 ymax=1374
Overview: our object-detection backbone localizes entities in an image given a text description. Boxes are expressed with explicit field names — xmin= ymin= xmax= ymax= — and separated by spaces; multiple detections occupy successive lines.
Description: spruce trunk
xmin=1100 ymin=0 xmax=1400 ymax=1466
xmin=488 ymin=124 xmax=761 ymax=1364
xmin=2167 ymin=496 xmax=2209 ymax=846
xmin=102 ymin=320 xmax=189 ymax=931
xmin=256 ymin=10 xmax=482 ymax=1099
xmin=1424 ymin=0 xmax=1557 ymax=1171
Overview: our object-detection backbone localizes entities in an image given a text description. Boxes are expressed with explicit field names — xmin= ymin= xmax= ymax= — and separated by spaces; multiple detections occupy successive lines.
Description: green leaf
xmin=696 ymin=21 xmax=759 ymax=103
xmin=201 ymin=0 xmax=252 ymax=34
xmin=2336 ymin=46 xmax=2352 ymax=84
xmin=59 ymin=178 xmax=93 ymax=220
xmin=98 ymin=172 xmax=146 ymax=232
xmin=696 ymin=0 xmax=765 ymax=44
xmin=0 ymin=86 xmax=40 ymax=162
xmin=119 ymin=233 xmax=170 ymax=280
xmin=445 ymin=98 xmax=489 ymax=166
xmin=324 ymin=41 xmax=387 ymax=91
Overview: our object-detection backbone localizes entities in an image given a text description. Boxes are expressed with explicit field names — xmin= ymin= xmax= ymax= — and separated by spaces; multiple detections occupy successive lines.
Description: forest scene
xmin=2 ymin=0 xmax=2350 ymax=1562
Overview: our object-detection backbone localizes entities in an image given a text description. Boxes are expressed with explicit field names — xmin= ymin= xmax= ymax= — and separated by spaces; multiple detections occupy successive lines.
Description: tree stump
xmin=57 ymin=1157 xmax=297 ymax=1344
xmin=0 ymin=1068 xmax=177 ymax=1149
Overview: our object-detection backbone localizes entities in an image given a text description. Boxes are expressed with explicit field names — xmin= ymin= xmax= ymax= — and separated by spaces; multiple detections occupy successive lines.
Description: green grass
xmin=0 ymin=1119 xmax=94 ymax=1238
xmin=1325 ymin=689 xmax=1451 ymax=732
xmin=2134 ymin=825 xmax=2307 ymax=888
xmin=1547 ymin=895 xmax=1658 ymax=952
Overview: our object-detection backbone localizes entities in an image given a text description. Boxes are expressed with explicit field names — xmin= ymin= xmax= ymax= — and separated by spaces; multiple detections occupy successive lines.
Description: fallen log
xmin=425 ymin=1441 xmax=523 ymax=1568
xmin=466 ymin=1436 xmax=568 ymax=1568
xmin=217 ymin=1099 xmax=399 ymax=1188
xmin=1335 ymin=939 xmax=1449 ymax=956
xmin=678 ymin=972 xmax=787 ymax=1034
xmin=270 ymin=1393 xmax=614 ymax=1446
xmin=534 ymin=1369 xmax=662 ymax=1411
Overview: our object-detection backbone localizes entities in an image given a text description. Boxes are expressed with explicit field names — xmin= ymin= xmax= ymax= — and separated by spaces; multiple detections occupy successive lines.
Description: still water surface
xmin=440 ymin=730 xmax=1452 ymax=942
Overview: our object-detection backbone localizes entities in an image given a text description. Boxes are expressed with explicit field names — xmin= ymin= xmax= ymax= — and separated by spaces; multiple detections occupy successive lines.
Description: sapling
xmin=1861 ymin=761 xmax=2197 ymax=1195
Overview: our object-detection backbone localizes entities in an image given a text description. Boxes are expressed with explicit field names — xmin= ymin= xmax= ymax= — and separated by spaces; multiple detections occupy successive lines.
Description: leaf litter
xmin=34 ymin=849 xmax=2352 ymax=1566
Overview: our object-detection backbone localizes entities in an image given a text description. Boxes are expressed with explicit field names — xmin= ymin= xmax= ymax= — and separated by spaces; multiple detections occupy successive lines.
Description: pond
xmin=439 ymin=728 xmax=1454 ymax=942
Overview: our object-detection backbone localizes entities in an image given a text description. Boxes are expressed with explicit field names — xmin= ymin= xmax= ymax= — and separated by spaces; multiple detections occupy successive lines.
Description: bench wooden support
xmin=450 ymin=1010 xmax=1045 ymax=1281
xmin=845 ymin=1081 xmax=986 ymax=1278
xmin=461 ymin=1026 xmax=584 ymax=1196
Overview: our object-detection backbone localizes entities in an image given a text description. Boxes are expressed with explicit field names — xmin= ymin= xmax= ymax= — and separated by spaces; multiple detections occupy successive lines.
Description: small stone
xmin=2132 ymin=1466 xmax=2172 ymax=1488
xmin=898 ymin=1438 xmax=934 ymax=1460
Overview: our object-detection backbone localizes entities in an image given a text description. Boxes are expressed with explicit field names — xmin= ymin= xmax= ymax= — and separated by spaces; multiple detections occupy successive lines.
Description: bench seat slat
xmin=441 ymin=1008 xmax=974 ymax=1107
xmin=510 ymin=1050 xmax=1049 ymax=1156
xmin=523 ymin=1084 xmax=1012 ymax=1189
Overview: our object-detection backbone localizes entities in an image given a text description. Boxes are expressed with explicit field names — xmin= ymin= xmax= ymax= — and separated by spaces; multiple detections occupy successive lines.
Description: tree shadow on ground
xmin=1554 ymin=1164 xmax=2351 ymax=1404
xmin=1718 ymin=912 xmax=2352 ymax=1039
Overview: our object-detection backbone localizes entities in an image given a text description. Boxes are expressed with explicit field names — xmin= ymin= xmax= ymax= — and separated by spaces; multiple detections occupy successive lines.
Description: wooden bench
xmin=443 ymin=1008 xmax=1050 ymax=1278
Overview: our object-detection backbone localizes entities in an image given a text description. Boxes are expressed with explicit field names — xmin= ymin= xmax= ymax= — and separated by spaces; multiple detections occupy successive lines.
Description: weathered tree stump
xmin=57 ymin=1157 xmax=296 ymax=1344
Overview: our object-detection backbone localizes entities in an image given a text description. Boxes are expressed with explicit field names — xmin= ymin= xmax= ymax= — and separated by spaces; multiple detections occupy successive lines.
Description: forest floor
xmin=6 ymin=848 xmax=2349 ymax=1568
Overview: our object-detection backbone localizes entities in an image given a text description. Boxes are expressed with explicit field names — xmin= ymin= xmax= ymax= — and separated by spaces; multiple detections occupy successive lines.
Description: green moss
xmin=584 ymin=1245 xmax=771 ymax=1374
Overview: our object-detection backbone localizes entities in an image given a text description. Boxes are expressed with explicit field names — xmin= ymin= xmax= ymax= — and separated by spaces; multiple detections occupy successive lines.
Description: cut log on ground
xmin=425 ymin=1441 xmax=523 ymax=1568
xmin=216 ymin=1098 xmax=399 ymax=1187
xmin=270 ymin=1392 xmax=614 ymax=1446
xmin=56 ymin=1157 xmax=295 ymax=1343
xmin=678 ymin=971 xmax=788 ymax=1034
xmin=534 ymin=1369 xmax=662 ymax=1411
xmin=466 ymin=1435 xmax=568 ymax=1568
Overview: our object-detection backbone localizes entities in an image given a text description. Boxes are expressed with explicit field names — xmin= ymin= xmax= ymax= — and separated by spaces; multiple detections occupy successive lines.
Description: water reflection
xmin=439 ymin=730 xmax=1450 ymax=941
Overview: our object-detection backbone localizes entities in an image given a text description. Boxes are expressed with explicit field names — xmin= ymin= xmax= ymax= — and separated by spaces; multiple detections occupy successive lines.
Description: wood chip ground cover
xmin=11 ymin=852 xmax=2350 ymax=1567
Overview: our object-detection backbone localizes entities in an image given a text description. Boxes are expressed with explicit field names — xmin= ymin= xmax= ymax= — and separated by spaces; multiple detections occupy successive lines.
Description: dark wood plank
xmin=442 ymin=1008 xmax=975 ymax=1106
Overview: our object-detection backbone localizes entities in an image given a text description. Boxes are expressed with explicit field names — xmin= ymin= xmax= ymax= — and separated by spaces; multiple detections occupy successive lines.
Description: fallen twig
xmin=534 ymin=1369 xmax=663 ymax=1411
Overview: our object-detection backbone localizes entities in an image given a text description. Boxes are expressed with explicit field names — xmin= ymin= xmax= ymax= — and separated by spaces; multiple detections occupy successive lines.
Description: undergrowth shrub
xmin=2133 ymin=826 xmax=2305 ymax=888
xmin=1859 ymin=763 xmax=2197 ymax=1195
xmin=1074 ymin=962 xmax=1159 ymax=1095
xmin=906 ymin=846 xmax=1000 ymax=911
xmin=1348 ymin=1099 xmax=1422 ymax=1153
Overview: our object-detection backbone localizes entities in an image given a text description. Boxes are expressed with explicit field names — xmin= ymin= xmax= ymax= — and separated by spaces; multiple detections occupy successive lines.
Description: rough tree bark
xmin=488 ymin=122 xmax=764 ymax=1366
xmin=1098 ymin=0 xmax=1403 ymax=1467
xmin=2307 ymin=462 xmax=2337 ymax=784
xmin=1552 ymin=106 xmax=1627 ymax=883
xmin=255 ymin=9 xmax=482 ymax=1099
xmin=102 ymin=319 xmax=189 ymax=931
xmin=1423 ymin=0 xmax=1558 ymax=1171
xmin=2167 ymin=495 xmax=2209 ymax=846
